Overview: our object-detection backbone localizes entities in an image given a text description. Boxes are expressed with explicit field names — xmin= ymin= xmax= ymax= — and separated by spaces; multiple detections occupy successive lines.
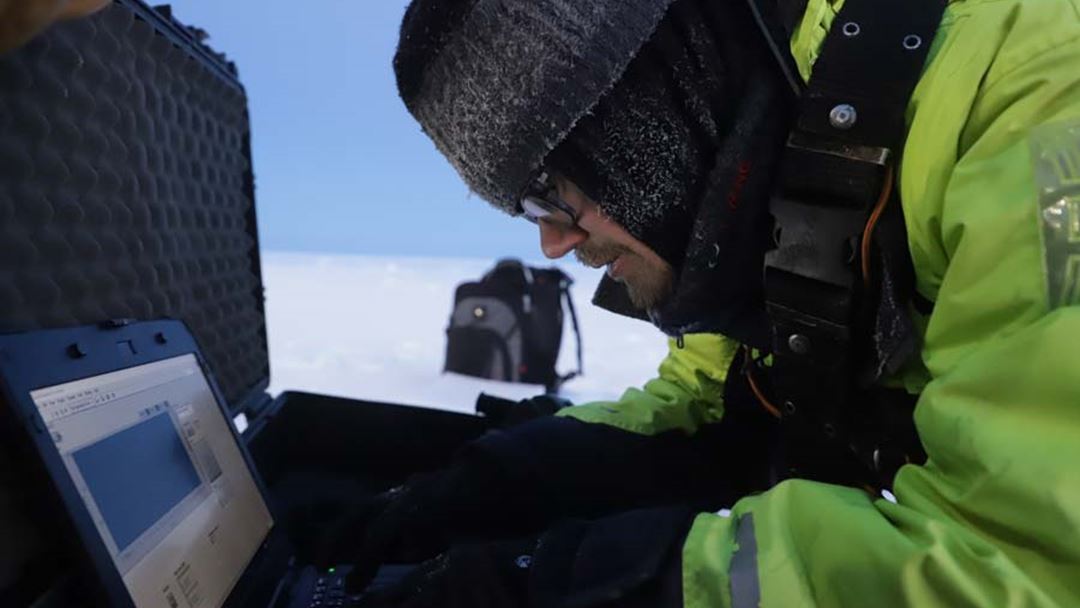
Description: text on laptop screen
xmin=30 ymin=354 xmax=274 ymax=608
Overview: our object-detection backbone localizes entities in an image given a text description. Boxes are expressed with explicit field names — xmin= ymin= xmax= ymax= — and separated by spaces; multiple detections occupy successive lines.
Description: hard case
xmin=0 ymin=2 xmax=487 ymax=605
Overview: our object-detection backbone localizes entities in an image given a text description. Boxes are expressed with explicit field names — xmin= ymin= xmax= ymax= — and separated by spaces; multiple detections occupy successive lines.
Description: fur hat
xmin=395 ymin=0 xmax=795 ymax=347
xmin=394 ymin=0 xmax=677 ymax=212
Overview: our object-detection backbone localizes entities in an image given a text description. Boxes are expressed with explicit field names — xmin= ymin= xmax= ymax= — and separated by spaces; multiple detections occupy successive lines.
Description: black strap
xmin=745 ymin=0 xmax=805 ymax=97
xmin=796 ymin=0 xmax=946 ymax=148
xmin=773 ymin=0 xmax=809 ymax=40
xmin=554 ymin=274 xmax=584 ymax=391
xmin=764 ymin=0 xmax=945 ymax=487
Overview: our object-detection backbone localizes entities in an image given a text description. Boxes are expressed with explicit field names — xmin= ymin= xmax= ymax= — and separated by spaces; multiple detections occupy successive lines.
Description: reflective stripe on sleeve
xmin=730 ymin=514 xmax=761 ymax=608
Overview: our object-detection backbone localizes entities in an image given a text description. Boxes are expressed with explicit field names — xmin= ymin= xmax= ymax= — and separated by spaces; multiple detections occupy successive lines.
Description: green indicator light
xmin=328 ymin=568 xmax=336 ymax=574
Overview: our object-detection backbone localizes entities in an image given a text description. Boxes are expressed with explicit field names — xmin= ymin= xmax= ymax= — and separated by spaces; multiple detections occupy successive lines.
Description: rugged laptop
xmin=0 ymin=319 xmax=417 ymax=607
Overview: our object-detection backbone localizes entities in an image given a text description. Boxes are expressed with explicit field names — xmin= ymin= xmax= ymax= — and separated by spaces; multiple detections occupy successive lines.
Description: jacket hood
xmin=590 ymin=0 xmax=807 ymax=347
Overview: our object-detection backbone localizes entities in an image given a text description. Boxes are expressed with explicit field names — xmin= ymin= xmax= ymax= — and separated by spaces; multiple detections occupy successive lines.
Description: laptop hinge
xmin=235 ymin=389 xmax=275 ymax=432
xmin=240 ymin=393 xmax=289 ymax=442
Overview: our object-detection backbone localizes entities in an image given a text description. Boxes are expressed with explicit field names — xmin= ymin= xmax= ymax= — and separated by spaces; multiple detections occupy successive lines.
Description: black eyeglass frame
xmin=518 ymin=172 xmax=580 ymax=227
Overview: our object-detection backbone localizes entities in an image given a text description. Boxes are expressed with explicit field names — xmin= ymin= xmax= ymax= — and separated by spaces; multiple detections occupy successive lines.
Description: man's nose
xmin=539 ymin=221 xmax=586 ymax=259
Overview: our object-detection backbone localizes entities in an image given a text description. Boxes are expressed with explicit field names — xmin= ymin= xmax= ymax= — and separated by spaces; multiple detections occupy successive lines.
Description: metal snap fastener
xmin=788 ymin=334 xmax=811 ymax=355
xmin=472 ymin=306 xmax=486 ymax=319
xmin=707 ymin=243 xmax=721 ymax=269
xmin=902 ymin=34 xmax=923 ymax=50
xmin=829 ymin=104 xmax=858 ymax=130
xmin=1043 ymin=201 xmax=1068 ymax=229
xmin=842 ymin=21 xmax=861 ymax=37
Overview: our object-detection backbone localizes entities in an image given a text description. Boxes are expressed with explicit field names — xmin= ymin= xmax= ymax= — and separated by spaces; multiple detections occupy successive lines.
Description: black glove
xmin=314 ymin=457 xmax=541 ymax=593
xmin=355 ymin=537 xmax=537 ymax=608
xmin=356 ymin=507 xmax=695 ymax=608
xmin=475 ymin=393 xmax=572 ymax=428
xmin=320 ymin=410 xmax=772 ymax=595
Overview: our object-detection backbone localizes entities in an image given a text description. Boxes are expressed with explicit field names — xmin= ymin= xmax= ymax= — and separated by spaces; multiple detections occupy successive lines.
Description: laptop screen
xmin=29 ymin=354 xmax=273 ymax=608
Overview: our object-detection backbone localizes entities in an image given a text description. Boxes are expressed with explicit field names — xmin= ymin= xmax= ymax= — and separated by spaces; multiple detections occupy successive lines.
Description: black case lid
xmin=0 ymin=0 xmax=269 ymax=414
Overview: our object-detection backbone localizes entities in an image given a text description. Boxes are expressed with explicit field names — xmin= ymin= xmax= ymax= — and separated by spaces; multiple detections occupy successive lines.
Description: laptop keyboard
xmin=307 ymin=570 xmax=349 ymax=607
xmin=286 ymin=566 xmax=354 ymax=608
xmin=289 ymin=564 xmax=416 ymax=608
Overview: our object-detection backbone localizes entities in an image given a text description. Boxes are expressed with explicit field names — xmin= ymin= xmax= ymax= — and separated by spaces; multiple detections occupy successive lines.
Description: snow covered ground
xmin=262 ymin=252 xmax=669 ymax=414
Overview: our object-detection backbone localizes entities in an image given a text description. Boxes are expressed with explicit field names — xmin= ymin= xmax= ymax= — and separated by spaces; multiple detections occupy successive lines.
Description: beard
xmin=575 ymin=239 xmax=673 ymax=310
xmin=574 ymin=239 xmax=625 ymax=269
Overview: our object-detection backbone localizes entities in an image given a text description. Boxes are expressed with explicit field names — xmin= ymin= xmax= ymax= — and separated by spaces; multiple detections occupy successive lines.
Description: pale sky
xmin=169 ymin=0 xmax=541 ymax=260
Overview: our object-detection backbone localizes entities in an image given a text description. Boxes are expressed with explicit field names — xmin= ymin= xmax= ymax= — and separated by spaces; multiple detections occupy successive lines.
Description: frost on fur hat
xmin=543 ymin=0 xmax=734 ymax=267
xmin=394 ymin=0 xmax=677 ymax=212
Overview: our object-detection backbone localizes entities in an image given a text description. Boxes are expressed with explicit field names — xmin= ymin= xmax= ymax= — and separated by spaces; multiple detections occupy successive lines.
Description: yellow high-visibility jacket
xmin=559 ymin=0 xmax=1080 ymax=604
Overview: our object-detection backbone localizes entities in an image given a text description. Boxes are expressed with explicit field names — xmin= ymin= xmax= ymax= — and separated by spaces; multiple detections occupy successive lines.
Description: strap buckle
xmin=786 ymin=132 xmax=891 ymax=166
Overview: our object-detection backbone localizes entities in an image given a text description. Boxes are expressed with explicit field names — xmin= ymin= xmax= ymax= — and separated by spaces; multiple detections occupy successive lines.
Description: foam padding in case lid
xmin=0 ymin=2 xmax=268 ymax=411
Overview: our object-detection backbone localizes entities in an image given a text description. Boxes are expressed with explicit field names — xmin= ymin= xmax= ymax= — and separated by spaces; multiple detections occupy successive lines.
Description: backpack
xmin=444 ymin=259 xmax=582 ymax=393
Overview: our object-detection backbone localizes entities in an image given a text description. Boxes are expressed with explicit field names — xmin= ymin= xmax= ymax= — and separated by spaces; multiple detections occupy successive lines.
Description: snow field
xmin=262 ymin=252 xmax=669 ymax=414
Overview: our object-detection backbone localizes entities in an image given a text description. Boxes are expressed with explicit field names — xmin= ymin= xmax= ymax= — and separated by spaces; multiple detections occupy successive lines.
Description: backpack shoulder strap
xmin=540 ymin=270 xmax=583 ymax=393
xmin=763 ymin=0 xmax=945 ymax=486
xmin=558 ymin=273 xmax=584 ymax=388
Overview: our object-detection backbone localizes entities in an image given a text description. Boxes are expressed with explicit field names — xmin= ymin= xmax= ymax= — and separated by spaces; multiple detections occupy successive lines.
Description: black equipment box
xmin=0 ymin=2 xmax=488 ymax=605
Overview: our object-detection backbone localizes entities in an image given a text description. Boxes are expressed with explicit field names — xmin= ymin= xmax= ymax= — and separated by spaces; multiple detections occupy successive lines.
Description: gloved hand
xmin=316 ymin=412 xmax=756 ymax=595
xmin=0 ymin=0 xmax=112 ymax=53
xmin=475 ymin=393 xmax=571 ymax=428
xmin=313 ymin=457 xmax=538 ymax=593
xmin=355 ymin=537 xmax=537 ymax=608
xmin=354 ymin=507 xmax=695 ymax=608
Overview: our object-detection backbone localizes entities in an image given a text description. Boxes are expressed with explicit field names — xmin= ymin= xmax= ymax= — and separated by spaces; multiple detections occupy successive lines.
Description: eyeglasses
xmin=518 ymin=172 xmax=579 ymax=228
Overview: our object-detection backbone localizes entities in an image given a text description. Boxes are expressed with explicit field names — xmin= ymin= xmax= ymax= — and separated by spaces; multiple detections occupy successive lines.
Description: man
xmin=4 ymin=0 xmax=1075 ymax=604
xmin=332 ymin=0 xmax=1080 ymax=605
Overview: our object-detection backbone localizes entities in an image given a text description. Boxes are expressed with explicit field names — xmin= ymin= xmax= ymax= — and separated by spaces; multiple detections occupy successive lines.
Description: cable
xmin=860 ymin=164 xmax=896 ymax=287
xmin=742 ymin=346 xmax=782 ymax=419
